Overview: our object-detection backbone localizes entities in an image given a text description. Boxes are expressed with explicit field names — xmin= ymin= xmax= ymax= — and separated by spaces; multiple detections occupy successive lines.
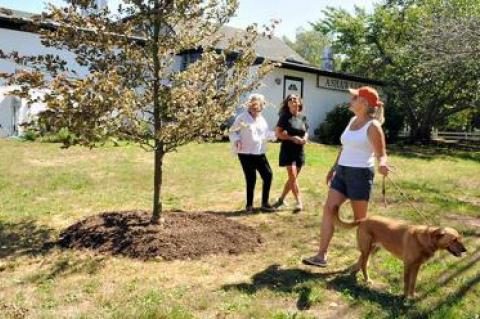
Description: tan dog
xmin=334 ymin=213 xmax=467 ymax=299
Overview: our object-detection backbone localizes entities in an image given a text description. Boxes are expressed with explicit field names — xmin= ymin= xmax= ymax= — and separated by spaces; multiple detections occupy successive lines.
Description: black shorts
xmin=330 ymin=165 xmax=375 ymax=201
xmin=279 ymin=149 xmax=305 ymax=167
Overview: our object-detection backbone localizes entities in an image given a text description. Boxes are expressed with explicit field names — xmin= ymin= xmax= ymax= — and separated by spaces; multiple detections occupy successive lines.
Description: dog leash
xmin=382 ymin=174 xmax=430 ymax=222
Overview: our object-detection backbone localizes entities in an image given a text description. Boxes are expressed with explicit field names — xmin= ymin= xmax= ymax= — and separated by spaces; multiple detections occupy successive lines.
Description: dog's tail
xmin=333 ymin=210 xmax=364 ymax=229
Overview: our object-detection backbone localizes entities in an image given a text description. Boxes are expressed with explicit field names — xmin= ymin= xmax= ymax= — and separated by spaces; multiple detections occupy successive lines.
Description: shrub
xmin=21 ymin=129 xmax=38 ymax=141
xmin=39 ymin=127 xmax=77 ymax=145
xmin=315 ymin=102 xmax=404 ymax=144
xmin=383 ymin=104 xmax=404 ymax=143
xmin=314 ymin=103 xmax=351 ymax=145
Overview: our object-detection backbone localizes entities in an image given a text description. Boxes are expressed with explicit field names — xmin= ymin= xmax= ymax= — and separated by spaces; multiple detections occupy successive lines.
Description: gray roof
xmin=0 ymin=6 xmax=307 ymax=64
xmin=0 ymin=6 xmax=383 ymax=85
xmin=215 ymin=26 xmax=308 ymax=64
xmin=0 ymin=7 xmax=39 ymax=20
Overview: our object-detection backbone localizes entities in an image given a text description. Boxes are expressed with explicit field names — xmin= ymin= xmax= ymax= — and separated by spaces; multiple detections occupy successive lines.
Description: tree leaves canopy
xmin=1 ymin=0 xmax=275 ymax=149
xmin=313 ymin=0 xmax=480 ymax=140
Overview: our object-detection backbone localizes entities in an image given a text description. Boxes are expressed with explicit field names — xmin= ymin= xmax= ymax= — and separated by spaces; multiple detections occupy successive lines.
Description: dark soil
xmin=58 ymin=211 xmax=263 ymax=260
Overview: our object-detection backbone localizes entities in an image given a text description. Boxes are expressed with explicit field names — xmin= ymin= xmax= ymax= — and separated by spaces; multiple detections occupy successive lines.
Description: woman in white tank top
xmin=303 ymin=86 xmax=390 ymax=267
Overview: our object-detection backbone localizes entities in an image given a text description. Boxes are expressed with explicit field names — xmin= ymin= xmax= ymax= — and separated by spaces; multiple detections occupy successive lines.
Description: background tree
xmin=0 ymin=0 xmax=275 ymax=222
xmin=314 ymin=0 xmax=480 ymax=141
xmin=282 ymin=27 xmax=331 ymax=67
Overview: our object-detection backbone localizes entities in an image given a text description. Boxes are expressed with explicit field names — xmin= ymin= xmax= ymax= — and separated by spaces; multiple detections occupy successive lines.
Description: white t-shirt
xmin=229 ymin=111 xmax=276 ymax=155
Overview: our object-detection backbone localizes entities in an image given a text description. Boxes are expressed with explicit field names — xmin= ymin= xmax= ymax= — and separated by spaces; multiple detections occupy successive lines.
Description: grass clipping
xmin=58 ymin=211 xmax=263 ymax=260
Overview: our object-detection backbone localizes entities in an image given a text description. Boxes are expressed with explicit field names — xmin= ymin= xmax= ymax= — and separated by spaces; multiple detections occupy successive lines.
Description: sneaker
xmin=293 ymin=202 xmax=303 ymax=212
xmin=245 ymin=206 xmax=254 ymax=213
xmin=272 ymin=198 xmax=287 ymax=209
xmin=260 ymin=203 xmax=277 ymax=213
xmin=302 ymin=255 xmax=328 ymax=267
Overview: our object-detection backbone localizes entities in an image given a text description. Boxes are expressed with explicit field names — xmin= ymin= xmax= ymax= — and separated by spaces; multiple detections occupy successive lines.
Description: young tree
xmin=0 ymin=0 xmax=275 ymax=222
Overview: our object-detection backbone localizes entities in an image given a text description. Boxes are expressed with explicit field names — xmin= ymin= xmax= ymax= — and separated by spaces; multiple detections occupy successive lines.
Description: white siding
xmin=0 ymin=27 xmax=383 ymax=138
xmin=256 ymin=68 xmax=378 ymax=136
xmin=0 ymin=86 xmax=47 ymax=136
xmin=0 ymin=28 xmax=88 ymax=81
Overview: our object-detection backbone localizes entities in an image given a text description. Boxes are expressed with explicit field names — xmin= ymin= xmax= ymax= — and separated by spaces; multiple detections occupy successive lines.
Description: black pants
xmin=238 ymin=154 xmax=273 ymax=207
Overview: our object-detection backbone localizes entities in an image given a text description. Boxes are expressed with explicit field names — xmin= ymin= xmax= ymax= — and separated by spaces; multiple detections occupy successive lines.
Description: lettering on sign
xmin=317 ymin=75 xmax=376 ymax=91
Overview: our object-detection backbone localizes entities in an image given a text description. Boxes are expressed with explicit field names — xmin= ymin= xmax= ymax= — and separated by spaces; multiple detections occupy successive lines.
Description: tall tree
xmin=314 ymin=0 xmax=480 ymax=141
xmin=0 ymin=0 xmax=275 ymax=222
xmin=282 ymin=27 xmax=331 ymax=67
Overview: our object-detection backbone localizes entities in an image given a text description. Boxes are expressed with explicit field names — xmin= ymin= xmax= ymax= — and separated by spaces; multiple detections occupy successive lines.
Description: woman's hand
xmin=326 ymin=167 xmax=335 ymax=185
xmin=378 ymin=164 xmax=389 ymax=176
xmin=291 ymin=136 xmax=306 ymax=145
xmin=235 ymin=140 xmax=242 ymax=151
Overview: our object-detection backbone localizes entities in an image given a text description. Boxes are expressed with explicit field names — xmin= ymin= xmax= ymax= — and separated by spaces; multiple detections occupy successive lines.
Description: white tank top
xmin=338 ymin=117 xmax=375 ymax=168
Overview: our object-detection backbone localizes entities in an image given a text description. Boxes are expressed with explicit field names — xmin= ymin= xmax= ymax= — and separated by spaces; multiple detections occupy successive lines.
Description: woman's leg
xmin=278 ymin=166 xmax=302 ymax=201
xmin=256 ymin=155 xmax=273 ymax=206
xmin=289 ymin=166 xmax=299 ymax=200
xmin=317 ymin=188 xmax=347 ymax=260
xmin=238 ymin=154 xmax=256 ymax=208
xmin=350 ymin=200 xmax=368 ymax=220
xmin=279 ymin=179 xmax=290 ymax=200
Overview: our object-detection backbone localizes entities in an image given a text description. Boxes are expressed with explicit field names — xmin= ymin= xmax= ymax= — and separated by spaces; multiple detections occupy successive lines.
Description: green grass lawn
xmin=0 ymin=138 xmax=479 ymax=319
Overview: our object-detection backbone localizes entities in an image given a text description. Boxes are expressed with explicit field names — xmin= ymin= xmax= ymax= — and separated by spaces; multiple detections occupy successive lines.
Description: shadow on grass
xmin=409 ymin=271 xmax=480 ymax=319
xmin=25 ymin=253 xmax=106 ymax=284
xmin=224 ymin=242 xmax=480 ymax=317
xmin=223 ymin=264 xmax=349 ymax=310
xmin=222 ymin=264 xmax=410 ymax=315
xmin=208 ymin=209 xmax=277 ymax=217
xmin=462 ymin=228 xmax=480 ymax=238
xmin=389 ymin=144 xmax=480 ymax=162
xmin=0 ymin=219 xmax=56 ymax=258
xmin=418 ymin=246 xmax=480 ymax=299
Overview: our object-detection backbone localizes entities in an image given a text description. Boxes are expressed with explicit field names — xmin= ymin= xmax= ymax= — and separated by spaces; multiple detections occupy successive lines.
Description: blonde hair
xmin=246 ymin=93 xmax=266 ymax=111
xmin=368 ymin=102 xmax=385 ymax=125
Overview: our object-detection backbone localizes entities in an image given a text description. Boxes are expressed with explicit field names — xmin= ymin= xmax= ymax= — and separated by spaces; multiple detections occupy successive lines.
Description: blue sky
xmin=0 ymin=0 xmax=376 ymax=40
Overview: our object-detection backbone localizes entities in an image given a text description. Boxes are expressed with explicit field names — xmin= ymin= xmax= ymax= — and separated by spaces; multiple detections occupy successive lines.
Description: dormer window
xmin=180 ymin=52 xmax=200 ymax=71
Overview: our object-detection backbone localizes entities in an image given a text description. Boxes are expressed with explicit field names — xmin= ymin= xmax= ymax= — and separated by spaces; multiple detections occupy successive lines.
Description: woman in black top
xmin=273 ymin=94 xmax=309 ymax=212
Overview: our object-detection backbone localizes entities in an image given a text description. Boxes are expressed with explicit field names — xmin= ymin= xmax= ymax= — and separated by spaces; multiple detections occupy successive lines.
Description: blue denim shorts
xmin=330 ymin=165 xmax=375 ymax=201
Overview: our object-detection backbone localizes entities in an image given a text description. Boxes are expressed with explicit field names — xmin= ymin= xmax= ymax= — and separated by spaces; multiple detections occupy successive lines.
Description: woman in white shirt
xmin=303 ymin=86 xmax=389 ymax=267
xmin=229 ymin=94 xmax=276 ymax=213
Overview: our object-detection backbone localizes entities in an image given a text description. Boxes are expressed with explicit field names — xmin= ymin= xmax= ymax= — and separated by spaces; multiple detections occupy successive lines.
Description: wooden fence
xmin=399 ymin=129 xmax=480 ymax=142
xmin=432 ymin=130 xmax=480 ymax=142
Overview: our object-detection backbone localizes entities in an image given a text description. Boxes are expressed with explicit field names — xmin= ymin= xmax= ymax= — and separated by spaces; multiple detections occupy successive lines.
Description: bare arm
xmin=325 ymin=146 xmax=342 ymax=185
xmin=332 ymin=146 xmax=342 ymax=168
xmin=368 ymin=121 xmax=389 ymax=175
xmin=275 ymin=126 xmax=303 ymax=143
xmin=303 ymin=132 xmax=309 ymax=143
xmin=275 ymin=126 xmax=290 ymax=140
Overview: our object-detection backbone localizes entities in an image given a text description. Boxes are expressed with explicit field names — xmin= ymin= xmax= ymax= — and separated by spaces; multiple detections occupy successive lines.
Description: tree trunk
xmin=151 ymin=0 xmax=163 ymax=223
xmin=409 ymin=120 xmax=433 ymax=143
xmin=152 ymin=140 xmax=164 ymax=223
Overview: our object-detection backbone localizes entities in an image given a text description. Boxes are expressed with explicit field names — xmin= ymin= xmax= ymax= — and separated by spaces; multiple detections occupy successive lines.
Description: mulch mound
xmin=57 ymin=211 xmax=263 ymax=260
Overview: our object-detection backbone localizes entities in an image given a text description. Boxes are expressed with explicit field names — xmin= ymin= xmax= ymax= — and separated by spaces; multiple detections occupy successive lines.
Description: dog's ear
xmin=432 ymin=228 xmax=446 ymax=240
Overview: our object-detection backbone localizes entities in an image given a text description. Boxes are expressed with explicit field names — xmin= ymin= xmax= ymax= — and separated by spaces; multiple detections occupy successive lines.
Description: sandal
xmin=302 ymin=255 xmax=328 ymax=267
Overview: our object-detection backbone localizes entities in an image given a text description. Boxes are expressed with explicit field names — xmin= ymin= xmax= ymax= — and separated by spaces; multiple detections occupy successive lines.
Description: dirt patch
xmin=57 ymin=211 xmax=263 ymax=260
xmin=443 ymin=214 xmax=480 ymax=227
xmin=0 ymin=303 xmax=29 ymax=319
xmin=457 ymin=195 xmax=480 ymax=206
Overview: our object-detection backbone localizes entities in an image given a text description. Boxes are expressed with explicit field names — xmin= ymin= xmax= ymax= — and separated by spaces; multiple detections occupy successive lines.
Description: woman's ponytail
xmin=369 ymin=101 xmax=385 ymax=124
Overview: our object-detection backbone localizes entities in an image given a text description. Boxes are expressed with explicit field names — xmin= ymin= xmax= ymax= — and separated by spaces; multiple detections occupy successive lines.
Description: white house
xmin=0 ymin=6 xmax=384 ymax=138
